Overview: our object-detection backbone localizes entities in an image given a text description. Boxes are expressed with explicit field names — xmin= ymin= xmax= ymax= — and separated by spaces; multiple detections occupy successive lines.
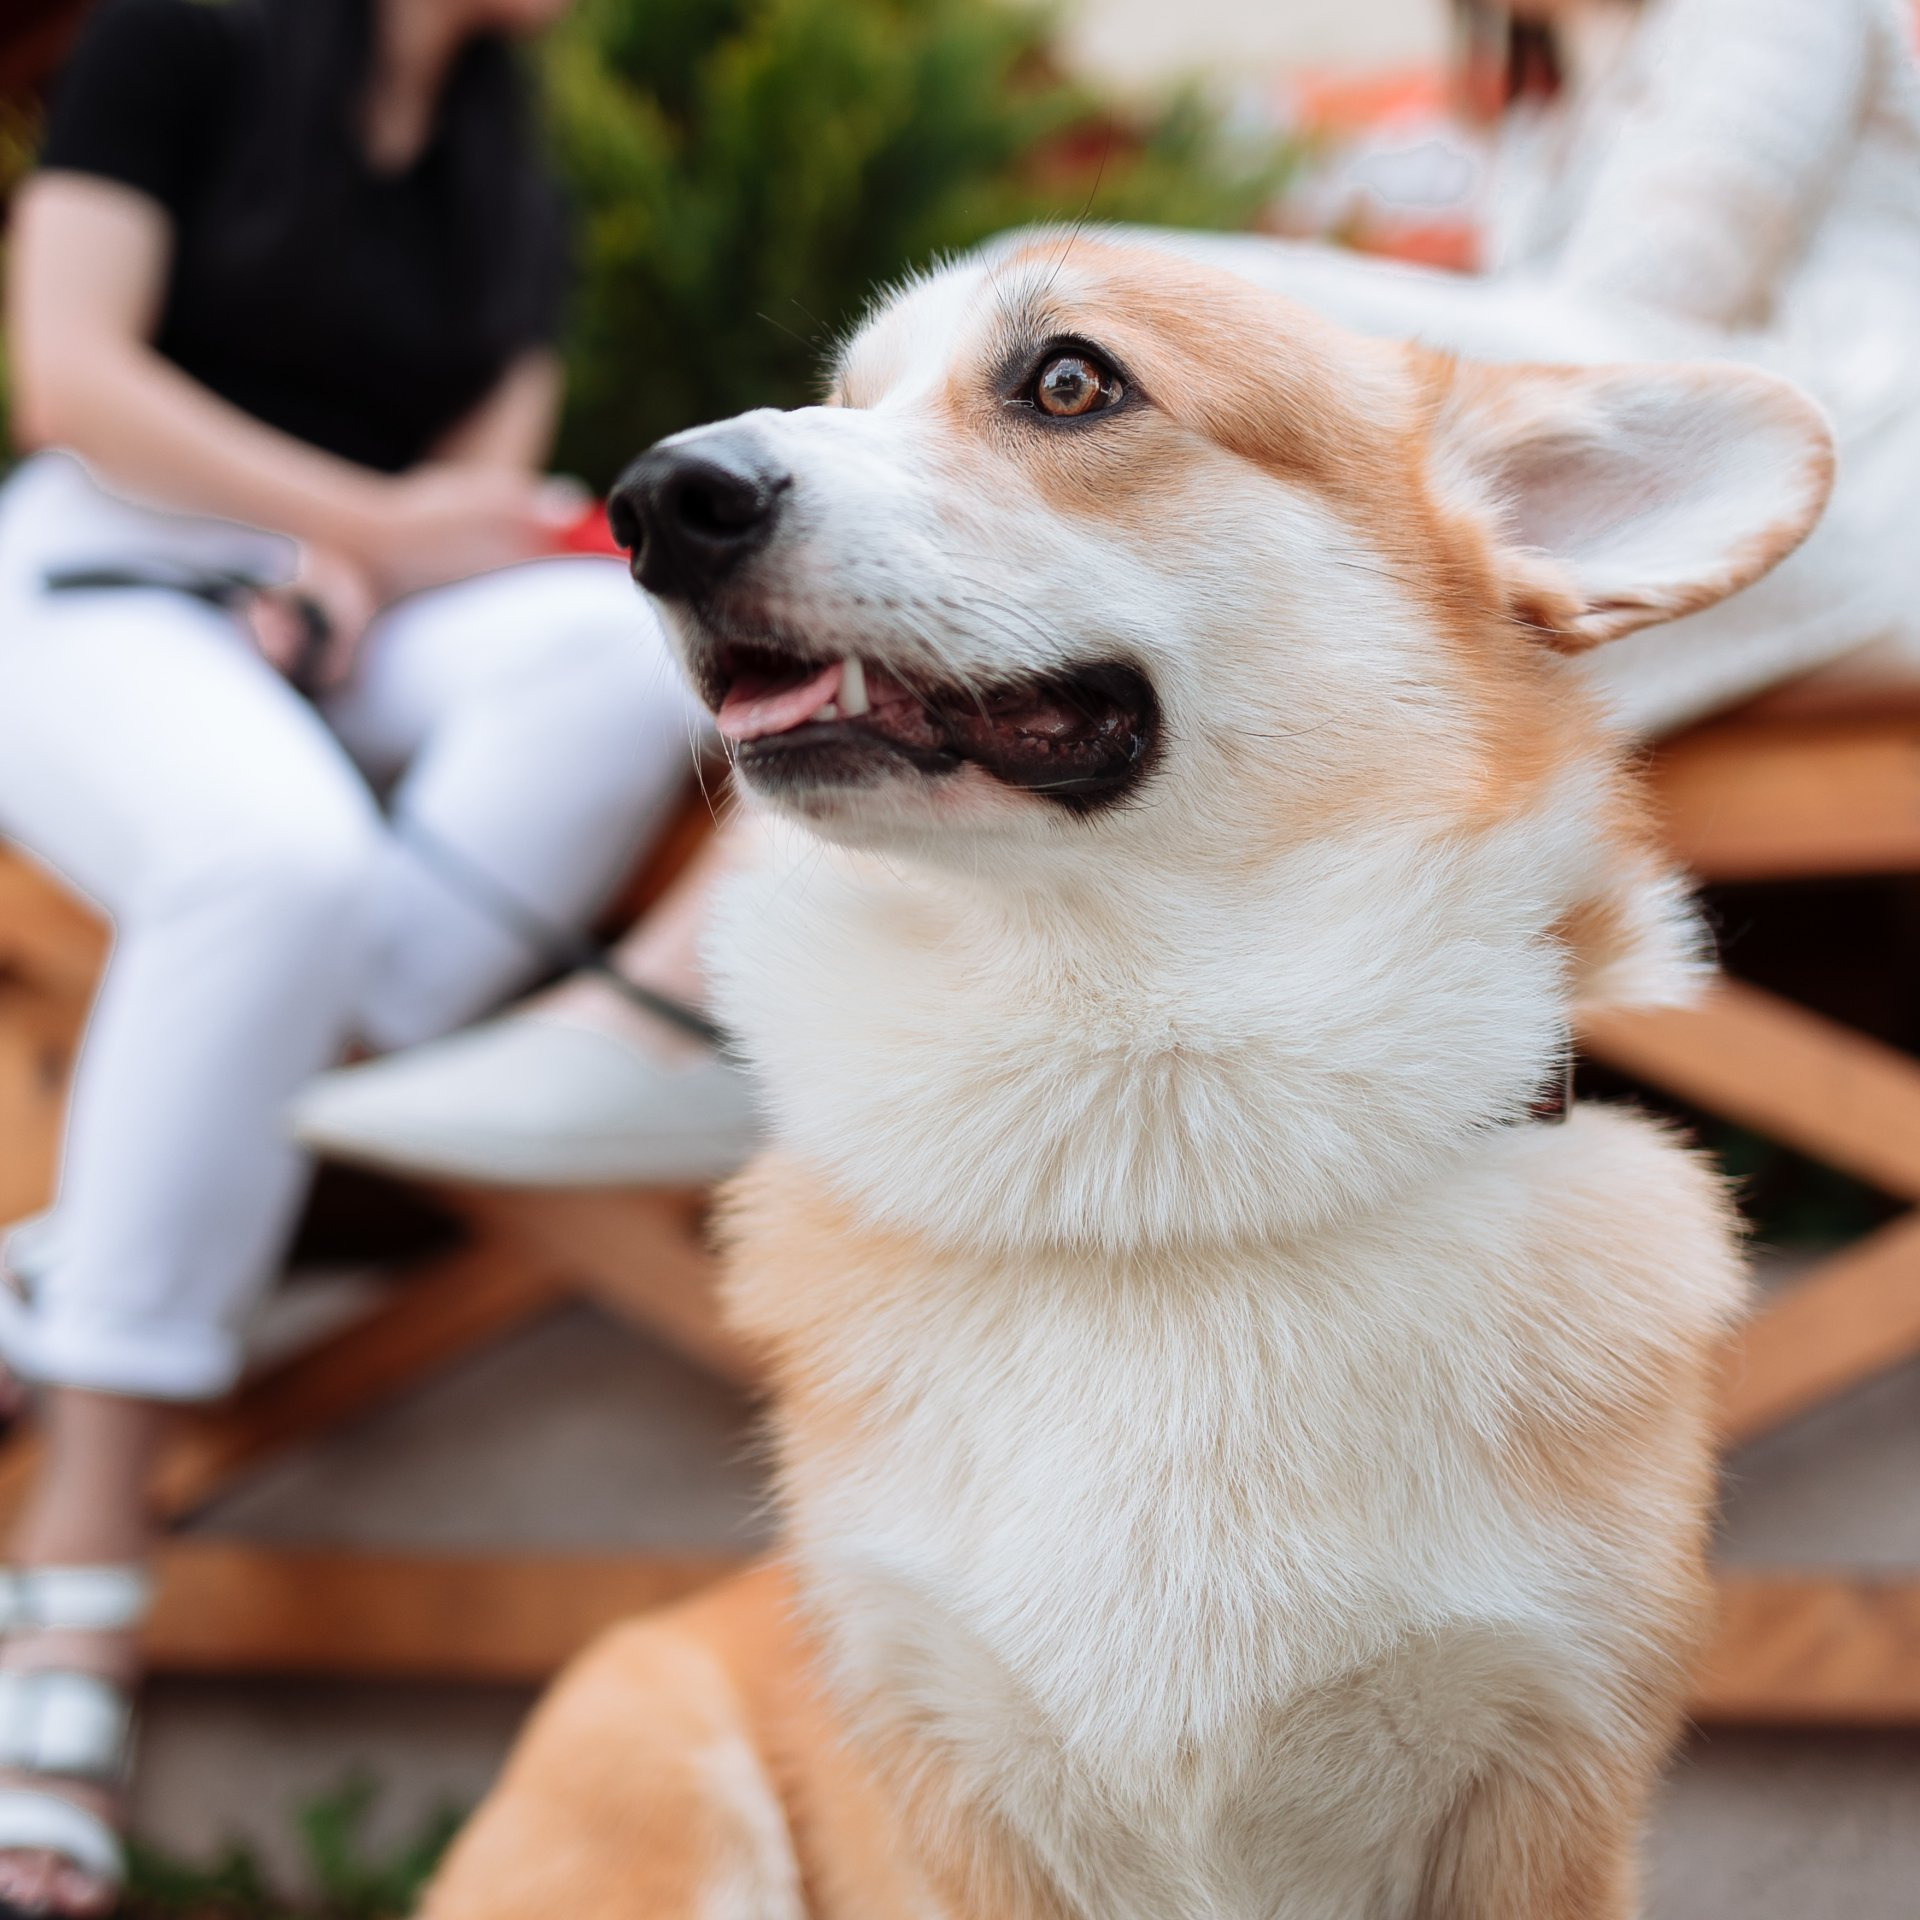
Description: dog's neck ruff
xmin=713 ymin=762 xmax=1696 ymax=1254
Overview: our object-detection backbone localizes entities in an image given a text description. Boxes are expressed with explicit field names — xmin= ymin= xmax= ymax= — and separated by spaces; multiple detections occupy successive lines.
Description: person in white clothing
xmin=1151 ymin=0 xmax=1920 ymax=733
xmin=0 ymin=0 xmax=740 ymax=1909
xmin=1483 ymin=0 xmax=1920 ymax=716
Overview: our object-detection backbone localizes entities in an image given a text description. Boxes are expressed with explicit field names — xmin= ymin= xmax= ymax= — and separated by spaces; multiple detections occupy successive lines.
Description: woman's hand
xmin=350 ymin=465 xmax=587 ymax=599
xmin=248 ymin=545 xmax=380 ymax=694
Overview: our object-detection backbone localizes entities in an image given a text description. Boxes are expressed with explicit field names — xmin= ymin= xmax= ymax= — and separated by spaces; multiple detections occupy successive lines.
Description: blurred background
xmin=1 ymin=3 xmax=1918 ymax=1917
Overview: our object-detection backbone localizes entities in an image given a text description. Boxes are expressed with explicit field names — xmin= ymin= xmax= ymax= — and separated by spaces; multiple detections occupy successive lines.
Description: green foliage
xmin=125 ymin=1777 xmax=462 ymax=1920
xmin=544 ymin=0 xmax=1287 ymax=485
xmin=0 ymin=3 xmax=1282 ymax=483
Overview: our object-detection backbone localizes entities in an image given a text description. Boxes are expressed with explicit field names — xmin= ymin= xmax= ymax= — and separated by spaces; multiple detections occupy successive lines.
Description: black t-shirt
xmin=40 ymin=0 xmax=569 ymax=472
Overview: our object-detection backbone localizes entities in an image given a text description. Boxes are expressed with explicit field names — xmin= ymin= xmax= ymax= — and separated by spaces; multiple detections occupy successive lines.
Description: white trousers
xmin=0 ymin=455 xmax=701 ymax=1400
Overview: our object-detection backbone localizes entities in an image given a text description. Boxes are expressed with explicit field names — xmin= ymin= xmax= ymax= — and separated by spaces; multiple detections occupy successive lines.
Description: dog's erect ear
xmin=1430 ymin=359 xmax=1834 ymax=650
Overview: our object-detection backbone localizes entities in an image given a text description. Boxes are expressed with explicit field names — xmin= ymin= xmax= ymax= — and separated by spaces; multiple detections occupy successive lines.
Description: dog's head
xmin=613 ymin=238 xmax=1831 ymax=866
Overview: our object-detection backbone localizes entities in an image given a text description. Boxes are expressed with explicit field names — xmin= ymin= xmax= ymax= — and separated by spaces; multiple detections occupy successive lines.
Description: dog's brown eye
xmin=1033 ymin=352 xmax=1122 ymax=419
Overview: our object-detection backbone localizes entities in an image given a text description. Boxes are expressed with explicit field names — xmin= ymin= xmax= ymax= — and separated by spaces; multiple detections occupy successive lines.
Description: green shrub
xmin=545 ymin=0 xmax=1286 ymax=485
xmin=125 ymin=1776 xmax=461 ymax=1920
xmin=0 ymin=1 xmax=1285 ymax=487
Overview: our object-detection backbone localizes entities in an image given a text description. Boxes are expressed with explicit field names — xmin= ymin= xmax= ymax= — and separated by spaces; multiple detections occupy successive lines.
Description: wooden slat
xmin=1695 ymin=1574 xmax=1920 ymax=1725
xmin=0 ymin=848 xmax=100 ymax=1229
xmin=148 ymin=1556 xmax=1920 ymax=1716
xmin=1582 ymin=979 xmax=1920 ymax=1204
xmin=1719 ymin=1210 xmax=1920 ymax=1449
xmin=156 ymin=1241 xmax=567 ymax=1518
xmin=1646 ymin=715 xmax=1920 ymax=881
xmin=147 ymin=1543 xmax=740 ymax=1682
xmin=0 ymin=1240 xmax=567 ymax=1529
xmin=447 ymin=1185 xmax=760 ymax=1390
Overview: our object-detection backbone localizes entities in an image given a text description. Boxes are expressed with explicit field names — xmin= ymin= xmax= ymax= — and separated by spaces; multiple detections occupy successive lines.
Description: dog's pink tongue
xmin=718 ymin=660 xmax=844 ymax=742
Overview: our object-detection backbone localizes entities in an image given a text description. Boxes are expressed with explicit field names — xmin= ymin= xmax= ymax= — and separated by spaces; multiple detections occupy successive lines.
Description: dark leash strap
xmin=396 ymin=819 xmax=731 ymax=1052
xmin=43 ymin=562 xmax=333 ymax=697
xmin=42 ymin=563 xmax=731 ymax=1054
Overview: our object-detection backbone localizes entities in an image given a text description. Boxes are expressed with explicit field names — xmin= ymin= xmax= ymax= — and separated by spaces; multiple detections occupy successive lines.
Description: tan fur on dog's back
xmin=421 ymin=239 xmax=1828 ymax=1919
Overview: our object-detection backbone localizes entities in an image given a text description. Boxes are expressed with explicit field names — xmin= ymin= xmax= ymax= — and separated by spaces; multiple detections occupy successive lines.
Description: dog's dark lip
xmin=737 ymin=722 xmax=962 ymax=779
xmin=691 ymin=620 xmax=1159 ymax=812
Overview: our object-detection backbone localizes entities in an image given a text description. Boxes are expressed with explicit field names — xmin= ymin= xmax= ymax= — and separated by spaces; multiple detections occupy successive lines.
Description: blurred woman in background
xmin=1456 ymin=0 xmax=1920 ymax=720
xmin=0 ymin=0 xmax=740 ymax=1907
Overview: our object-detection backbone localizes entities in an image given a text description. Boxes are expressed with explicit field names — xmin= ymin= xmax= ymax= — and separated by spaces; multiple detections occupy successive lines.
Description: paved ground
xmin=138 ymin=1280 xmax=1920 ymax=1917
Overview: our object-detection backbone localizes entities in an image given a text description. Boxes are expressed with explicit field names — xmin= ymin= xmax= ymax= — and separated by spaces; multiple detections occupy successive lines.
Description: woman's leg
xmin=0 ymin=586 xmax=386 ymax=1910
xmin=0 ymin=590 xmax=385 ymax=1398
xmin=0 ymin=1391 xmax=173 ymax=1916
xmin=325 ymin=555 xmax=705 ymax=1051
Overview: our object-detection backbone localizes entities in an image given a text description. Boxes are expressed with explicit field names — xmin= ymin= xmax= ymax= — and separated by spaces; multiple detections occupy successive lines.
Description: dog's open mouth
xmin=706 ymin=641 xmax=1158 ymax=807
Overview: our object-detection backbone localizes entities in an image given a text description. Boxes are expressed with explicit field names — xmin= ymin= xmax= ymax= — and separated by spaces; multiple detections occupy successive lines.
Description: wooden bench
xmin=4 ymin=692 xmax=1920 ymax=1716
xmin=1586 ymin=685 xmax=1920 ymax=1725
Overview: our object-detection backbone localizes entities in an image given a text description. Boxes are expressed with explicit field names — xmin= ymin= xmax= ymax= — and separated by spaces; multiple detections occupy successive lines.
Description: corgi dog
xmin=421 ymin=235 xmax=1832 ymax=1920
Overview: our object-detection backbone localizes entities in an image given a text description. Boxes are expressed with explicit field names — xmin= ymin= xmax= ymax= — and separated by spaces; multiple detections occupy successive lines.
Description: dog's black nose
xmin=609 ymin=433 xmax=791 ymax=598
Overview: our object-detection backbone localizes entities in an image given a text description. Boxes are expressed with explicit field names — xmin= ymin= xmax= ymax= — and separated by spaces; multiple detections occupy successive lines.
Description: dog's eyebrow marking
xmin=990 ymin=281 xmax=1067 ymax=354
xmin=979 ymin=281 xmax=1089 ymax=409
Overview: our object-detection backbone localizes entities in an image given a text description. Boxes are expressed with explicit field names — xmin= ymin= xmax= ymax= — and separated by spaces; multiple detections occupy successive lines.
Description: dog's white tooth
xmin=840 ymin=656 xmax=871 ymax=718
xmin=818 ymin=702 xmax=840 ymax=721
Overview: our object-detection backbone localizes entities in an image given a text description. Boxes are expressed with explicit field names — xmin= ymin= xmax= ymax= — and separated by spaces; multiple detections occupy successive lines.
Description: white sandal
xmin=0 ymin=1565 xmax=152 ymax=1906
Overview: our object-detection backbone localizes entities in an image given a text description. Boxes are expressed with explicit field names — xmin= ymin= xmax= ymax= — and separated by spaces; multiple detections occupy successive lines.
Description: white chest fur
xmin=737 ymin=1111 xmax=1737 ymax=1920
xmin=715 ymin=784 xmax=1729 ymax=1918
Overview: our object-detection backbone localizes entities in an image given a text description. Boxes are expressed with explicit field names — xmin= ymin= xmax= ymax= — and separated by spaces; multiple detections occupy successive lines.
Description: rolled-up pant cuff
xmin=0 ymin=1289 xmax=240 ymax=1402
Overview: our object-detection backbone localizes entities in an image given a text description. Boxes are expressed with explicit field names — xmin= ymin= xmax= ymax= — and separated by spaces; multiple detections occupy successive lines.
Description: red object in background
xmin=555 ymin=501 xmax=625 ymax=557
xmin=1274 ymin=66 xmax=1484 ymax=272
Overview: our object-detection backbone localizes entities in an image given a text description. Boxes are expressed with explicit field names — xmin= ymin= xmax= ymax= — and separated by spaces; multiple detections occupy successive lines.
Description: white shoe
xmin=0 ymin=1564 xmax=152 ymax=1913
xmin=289 ymin=1015 xmax=761 ymax=1187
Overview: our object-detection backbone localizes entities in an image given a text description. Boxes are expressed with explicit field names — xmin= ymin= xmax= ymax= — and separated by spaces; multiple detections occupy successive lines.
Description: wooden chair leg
xmin=1719 ymin=1210 xmax=1920 ymax=1449
xmin=1583 ymin=979 xmax=1920 ymax=1203
xmin=1697 ymin=1574 xmax=1920 ymax=1726
xmin=1583 ymin=980 xmax=1920 ymax=1446
xmin=446 ymin=1186 xmax=759 ymax=1391
xmin=157 ymin=1239 xmax=571 ymax=1519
